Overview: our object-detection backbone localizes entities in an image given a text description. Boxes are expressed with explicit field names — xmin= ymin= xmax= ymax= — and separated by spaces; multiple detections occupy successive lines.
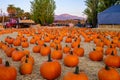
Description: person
xmin=75 ymin=22 xmax=82 ymax=27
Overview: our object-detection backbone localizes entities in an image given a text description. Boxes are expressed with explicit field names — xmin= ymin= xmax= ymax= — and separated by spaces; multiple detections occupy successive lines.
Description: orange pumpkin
xmin=21 ymin=54 xmax=34 ymax=65
xmin=64 ymin=51 xmax=79 ymax=67
xmin=104 ymin=52 xmax=120 ymax=68
xmin=32 ymin=43 xmax=41 ymax=53
xmin=0 ymin=61 xmax=17 ymax=80
xmin=51 ymin=45 xmax=63 ymax=60
xmin=98 ymin=65 xmax=120 ymax=80
xmin=40 ymin=54 xmax=61 ymax=80
xmin=21 ymin=41 xmax=29 ymax=48
xmin=63 ymin=66 xmax=88 ymax=80
xmin=63 ymin=45 xmax=71 ymax=54
xmin=13 ymin=39 xmax=21 ymax=46
xmin=5 ymin=45 xmax=16 ymax=57
xmin=89 ymin=49 xmax=103 ymax=61
xmin=12 ymin=49 xmax=25 ymax=61
xmin=40 ymin=44 xmax=51 ymax=56
xmin=20 ymin=59 xmax=33 ymax=75
xmin=73 ymin=45 xmax=84 ymax=57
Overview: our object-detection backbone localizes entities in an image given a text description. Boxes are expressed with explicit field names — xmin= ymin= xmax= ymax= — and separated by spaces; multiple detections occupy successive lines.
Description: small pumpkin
xmin=21 ymin=54 xmax=34 ymax=65
xmin=20 ymin=59 xmax=33 ymax=75
xmin=40 ymin=44 xmax=51 ymax=56
xmin=104 ymin=51 xmax=120 ymax=68
xmin=98 ymin=65 xmax=120 ymax=80
xmin=0 ymin=61 xmax=17 ymax=80
xmin=64 ymin=51 xmax=79 ymax=67
xmin=5 ymin=45 xmax=16 ymax=57
xmin=89 ymin=49 xmax=103 ymax=61
xmin=40 ymin=54 xmax=61 ymax=80
xmin=73 ymin=45 xmax=84 ymax=57
xmin=51 ymin=45 xmax=63 ymax=60
xmin=13 ymin=39 xmax=21 ymax=46
xmin=63 ymin=66 xmax=88 ymax=80
xmin=21 ymin=40 xmax=29 ymax=48
xmin=12 ymin=48 xmax=25 ymax=61
xmin=63 ymin=44 xmax=71 ymax=54
xmin=32 ymin=43 xmax=41 ymax=53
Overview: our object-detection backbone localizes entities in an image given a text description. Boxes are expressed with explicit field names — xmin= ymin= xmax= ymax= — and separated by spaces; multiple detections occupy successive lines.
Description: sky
xmin=0 ymin=0 xmax=86 ymax=17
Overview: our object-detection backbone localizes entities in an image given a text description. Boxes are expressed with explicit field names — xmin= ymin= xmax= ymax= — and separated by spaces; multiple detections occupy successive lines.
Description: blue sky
xmin=0 ymin=0 xmax=86 ymax=17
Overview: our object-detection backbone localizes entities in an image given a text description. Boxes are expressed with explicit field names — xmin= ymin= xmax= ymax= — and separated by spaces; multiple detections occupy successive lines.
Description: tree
xmin=7 ymin=5 xmax=16 ymax=18
xmin=98 ymin=0 xmax=120 ymax=12
xmin=30 ymin=0 xmax=56 ymax=25
xmin=84 ymin=0 xmax=98 ymax=28
xmin=84 ymin=0 xmax=120 ymax=28
xmin=23 ymin=12 xmax=31 ymax=19
xmin=15 ymin=7 xmax=24 ymax=18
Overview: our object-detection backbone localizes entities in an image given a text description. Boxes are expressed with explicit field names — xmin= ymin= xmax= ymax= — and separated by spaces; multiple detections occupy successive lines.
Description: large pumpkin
xmin=98 ymin=65 xmax=120 ymax=80
xmin=0 ymin=61 xmax=17 ymax=80
xmin=64 ymin=51 xmax=79 ymax=67
xmin=40 ymin=54 xmax=61 ymax=80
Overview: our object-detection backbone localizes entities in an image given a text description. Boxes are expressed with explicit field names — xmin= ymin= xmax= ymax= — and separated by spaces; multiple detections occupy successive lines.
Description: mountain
xmin=54 ymin=14 xmax=84 ymax=20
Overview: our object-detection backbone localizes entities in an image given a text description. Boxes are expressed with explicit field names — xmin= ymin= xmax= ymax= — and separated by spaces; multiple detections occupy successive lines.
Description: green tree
xmin=23 ymin=12 xmax=31 ymax=19
xmin=84 ymin=0 xmax=120 ymax=28
xmin=30 ymin=0 xmax=56 ymax=25
xmin=84 ymin=0 xmax=98 ymax=28
xmin=15 ymin=7 xmax=24 ymax=18
xmin=7 ymin=5 xmax=16 ymax=18
xmin=98 ymin=0 xmax=120 ymax=12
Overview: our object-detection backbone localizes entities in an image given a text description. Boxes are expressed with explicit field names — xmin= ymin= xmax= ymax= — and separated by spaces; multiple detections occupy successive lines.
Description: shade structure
xmin=98 ymin=5 xmax=120 ymax=25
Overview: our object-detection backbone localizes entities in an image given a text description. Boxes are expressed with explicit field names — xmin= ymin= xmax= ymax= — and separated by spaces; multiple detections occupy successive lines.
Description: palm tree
xmin=84 ymin=0 xmax=98 ymax=28
xmin=7 ymin=5 xmax=16 ymax=18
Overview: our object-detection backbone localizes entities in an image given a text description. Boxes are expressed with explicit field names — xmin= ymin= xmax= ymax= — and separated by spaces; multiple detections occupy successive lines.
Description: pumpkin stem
xmin=44 ymin=44 xmax=47 ymax=47
xmin=111 ymin=51 xmax=114 ymax=56
xmin=36 ymin=42 xmax=38 ymax=45
xmin=78 ymin=44 xmax=80 ymax=48
xmin=70 ymin=51 xmax=73 ymax=55
xmin=48 ymin=53 xmax=52 ymax=62
xmin=66 ymin=45 xmax=68 ymax=47
xmin=25 ymin=59 xmax=28 ymax=63
xmin=105 ymin=65 xmax=110 ymax=70
xmin=5 ymin=61 xmax=10 ymax=67
xmin=56 ymin=45 xmax=58 ymax=50
xmin=93 ymin=48 xmax=95 ymax=51
xmin=74 ymin=66 xmax=79 ymax=74
xmin=26 ymin=54 xmax=29 ymax=58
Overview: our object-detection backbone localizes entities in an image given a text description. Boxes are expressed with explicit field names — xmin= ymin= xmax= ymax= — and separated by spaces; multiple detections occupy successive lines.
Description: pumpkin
xmin=40 ymin=44 xmax=51 ymax=56
xmin=32 ymin=43 xmax=41 ymax=53
xmin=30 ymin=37 xmax=36 ymax=44
xmin=5 ymin=45 xmax=15 ymax=57
xmin=89 ymin=49 xmax=103 ymax=61
xmin=105 ymin=45 xmax=117 ymax=55
xmin=20 ymin=59 xmax=33 ymax=75
xmin=65 ymin=36 xmax=72 ymax=43
xmin=7 ymin=37 xmax=14 ymax=44
xmin=63 ymin=44 xmax=71 ymax=54
xmin=98 ymin=65 xmax=120 ymax=80
xmin=40 ymin=54 xmax=61 ymax=80
xmin=71 ymin=39 xmax=79 ymax=48
xmin=73 ymin=45 xmax=84 ymax=57
xmin=64 ymin=51 xmax=79 ymax=67
xmin=0 ymin=61 xmax=17 ymax=80
xmin=37 ymin=39 xmax=44 ymax=46
xmin=51 ymin=45 xmax=63 ymax=60
xmin=22 ymin=49 xmax=30 ymax=55
xmin=104 ymin=51 xmax=120 ymax=68
xmin=21 ymin=41 xmax=29 ymax=48
xmin=13 ymin=39 xmax=21 ymax=46
xmin=12 ymin=48 xmax=25 ymax=61
xmin=21 ymin=54 xmax=34 ymax=65
xmin=63 ymin=66 xmax=88 ymax=80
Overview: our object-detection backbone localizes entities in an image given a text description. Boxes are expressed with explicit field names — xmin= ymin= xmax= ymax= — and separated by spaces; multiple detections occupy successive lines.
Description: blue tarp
xmin=98 ymin=5 xmax=120 ymax=24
